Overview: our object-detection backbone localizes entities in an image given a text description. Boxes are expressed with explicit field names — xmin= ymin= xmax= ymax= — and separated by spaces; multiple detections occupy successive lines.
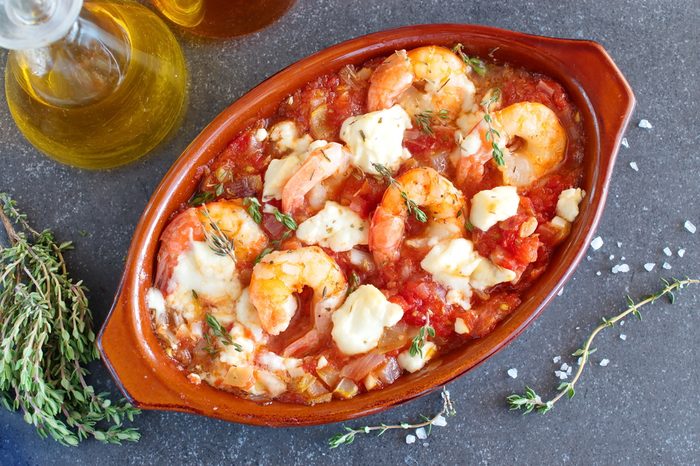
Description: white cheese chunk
xmin=454 ymin=317 xmax=469 ymax=335
xmin=555 ymin=188 xmax=585 ymax=222
xmin=420 ymin=238 xmax=482 ymax=309
xmin=469 ymin=186 xmax=520 ymax=231
xmin=268 ymin=120 xmax=312 ymax=155
xmin=296 ymin=201 xmax=369 ymax=252
xmin=469 ymin=259 xmax=517 ymax=291
xmin=262 ymin=155 xmax=301 ymax=201
xmin=331 ymin=285 xmax=403 ymax=355
xmin=167 ymin=240 xmax=241 ymax=322
xmin=397 ymin=342 xmax=436 ymax=373
xmin=235 ymin=288 xmax=264 ymax=342
xmin=340 ymin=105 xmax=412 ymax=174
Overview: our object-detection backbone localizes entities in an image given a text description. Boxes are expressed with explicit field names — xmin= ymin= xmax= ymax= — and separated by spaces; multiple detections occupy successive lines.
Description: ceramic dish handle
xmin=98 ymin=283 xmax=185 ymax=410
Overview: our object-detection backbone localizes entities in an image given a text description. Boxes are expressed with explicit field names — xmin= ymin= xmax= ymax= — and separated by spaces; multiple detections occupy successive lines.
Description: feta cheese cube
xmin=555 ymin=188 xmax=586 ymax=222
xmin=296 ymin=201 xmax=369 ymax=252
xmin=469 ymin=186 xmax=520 ymax=231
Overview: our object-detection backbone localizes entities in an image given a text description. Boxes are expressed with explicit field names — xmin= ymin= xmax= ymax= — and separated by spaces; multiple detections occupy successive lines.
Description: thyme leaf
xmin=409 ymin=317 xmax=435 ymax=358
xmin=0 ymin=193 xmax=140 ymax=446
xmin=244 ymin=197 xmax=263 ymax=224
xmin=329 ymin=387 xmax=455 ymax=448
xmin=200 ymin=207 xmax=236 ymax=263
xmin=452 ymin=43 xmax=487 ymax=76
xmin=205 ymin=314 xmax=242 ymax=352
xmin=507 ymin=277 xmax=700 ymax=415
xmin=372 ymin=163 xmax=428 ymax=223
xmin=271 ymin=207 xmax=298 ymax=231
xmin=481 ymin=88 xmax=505 ymax=166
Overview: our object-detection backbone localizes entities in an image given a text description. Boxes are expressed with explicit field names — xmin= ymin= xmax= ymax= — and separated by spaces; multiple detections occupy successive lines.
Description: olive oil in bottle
xmin=150 ymin=0 xmax=295 ymax=39
xmin=2 ymin=0 xmax=188 ymax=169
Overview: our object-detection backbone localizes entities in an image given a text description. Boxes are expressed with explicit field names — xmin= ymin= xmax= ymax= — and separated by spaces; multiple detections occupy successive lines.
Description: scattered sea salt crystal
xmin=638 ymin=119 xmax=652 ymax=129
xmin=566 ymin=366 xmax=572 ymax=375
xmin=431 ymin=415 xmax=447 ymax=427
xmin=663 ymin=247 xmax=672 ymax=256
xmin=678 ymin=248 xmax=685 ymax=258
xmin=618 ymin=264 xmax=630 ymax=273
xmin=553 ymin=356 xmax=561 ymax=363
xmin=621 ymin=137 xmax=629 ymax=148
xmin=685 ymin=221 xmax=696 ymax=234
xmin=586 ymin=255 xmax=592 ymax=261
xmin=590 ymin=236 xmax=604 ymax=250
xmin=555 ymin=370 xmax=568 ymax=380
xmin=662 ymin=262 xmax=672 ymax=270
xmin=415 ymin=427 xmax=427 ymax=440
xmin=599 ymin=359 xmax=610 ymax=367
xmin=507 ymin=368 xmax=518 ymax=379
xmin=644 ymin=263 xmax=655 ymax=272
xmin=617 ymin=242 xmax=622 ymax=248
xmin=609 ymin=254 xmax=615 ymax=260
xmin=596 ymin=271 xmax=602 ymax=276
xmin=406 ymin=434 xmax=416 ymax=444
xmin=629 ymin=161 xmax=639 ymax=171
xmin=620 ymin=320 xmax=625 ymax=326
xmin=561 ymin=363 xmax=570 ymax=371
xmin=423 ymin=443 xmax=429 ymax=448
xmin=557 ymin=287 xmax=564 ymax=296
xmin=577 ymin=357 xmax=583 ymax=365
xmin=620 ymin=334 xmax=627 ymax=341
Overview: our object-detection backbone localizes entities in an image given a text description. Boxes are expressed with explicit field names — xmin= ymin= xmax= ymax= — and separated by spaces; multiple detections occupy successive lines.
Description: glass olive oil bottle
xmin=2 ymin=0 xmax=187 ymax=169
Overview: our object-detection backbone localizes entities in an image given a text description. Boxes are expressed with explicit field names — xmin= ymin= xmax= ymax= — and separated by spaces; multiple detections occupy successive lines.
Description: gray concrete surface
xmin=0 ymin=0 xmax=698 ymax=464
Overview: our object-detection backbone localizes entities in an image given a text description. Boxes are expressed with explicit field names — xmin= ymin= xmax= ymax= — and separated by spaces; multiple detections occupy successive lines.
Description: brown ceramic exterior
xmin=98 ymin=24 xmax=635 ymax=426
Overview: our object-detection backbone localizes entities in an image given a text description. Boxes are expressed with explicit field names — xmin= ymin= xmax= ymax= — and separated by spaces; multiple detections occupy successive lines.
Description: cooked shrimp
xmin=495 ymin=102 xmax=566 ymax=186
xmin=367 ymin=46 xmax=475 ymax=119
xmin=369 ymin=167 xmax=466 ymax=265
xmin=249 ymin=246 xmax=348 ymax=357
xmin=155 ymin=200 xmax=268 ymax=293
xmin=281 ymin=142 xmax=351 ymax=213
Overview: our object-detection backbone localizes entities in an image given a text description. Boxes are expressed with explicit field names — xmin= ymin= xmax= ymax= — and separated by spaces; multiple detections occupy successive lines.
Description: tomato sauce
xmin=156 ymin=47 xmax=585 ymax=405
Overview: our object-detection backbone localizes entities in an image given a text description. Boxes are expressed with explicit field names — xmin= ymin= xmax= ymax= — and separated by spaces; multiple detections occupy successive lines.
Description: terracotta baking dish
xmin=98 ymin=24 xmax=634 ymax=426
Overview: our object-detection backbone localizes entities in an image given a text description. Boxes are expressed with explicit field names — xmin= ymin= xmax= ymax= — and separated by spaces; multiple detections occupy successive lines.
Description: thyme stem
xmin=507 ymin=277 xmax=700 ymax=414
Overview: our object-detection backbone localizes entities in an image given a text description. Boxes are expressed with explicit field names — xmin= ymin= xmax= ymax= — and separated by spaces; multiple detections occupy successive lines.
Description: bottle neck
xmin=11 ymin=3 xmax=130 ymax=107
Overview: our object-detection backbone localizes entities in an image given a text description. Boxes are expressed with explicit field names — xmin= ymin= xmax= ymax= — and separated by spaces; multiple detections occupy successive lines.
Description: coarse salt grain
xmin=678 ymin=249 xmax=685 ymax=258
xmin=638 ymin=119 xmax=652 ymax=129
xmin=415 ymin=427 xmax=427 ymax=440
xmin=644 ymin=263 xmax=655 ymax=272
xmin=617 ymin=242 xmax=622 ymax=248
xmin=609 ymin=254 xmax=615 ymax=260
xmin=663 ymin=247 xmax=672 ymax=256
xmin=432 ymin=415 xmax=447 ymax=427
xmin=618 ymin=264 xmax=630 ymax=273
xmin=507 ymin=368 xmax=518 ymax=379
xmin=591 ymin=236 xmax=604 ymax=250
xmin=406 ymin=434 xmax=416 ymax=444
xmin=586 ymin=255 xmax=592 ymax=261
xmin=555 ymin=370 xmax=567 ymax=380
xmin=620 ymin=334 xmax=627 ymax=341
xmin=621 ymin=137 xmax=629 ymax=148
xmin=566 ymin=366 xmax=572 ymax=375
xmin=599 ymin=359 xmax=610 ymax=367
xmin=553 ymin=356 xmax=561 ymax=363
xmin=662 ymin=262 xmax=672 ymax=270
xmin=577 ymin=357 xmax=583 ymax=365
xmin=685 ymin=221 xmax=696 ymax=234
xmin=620 ymin=320 xmax=625 ymax=326
xmin=561 ymin=363 xmax=570 ymax=371
xmin=557 ymin=287 xmax=564 ymax=296
xmin=596 ymin=271 xmax=602 ymax=276
xmin=629 ymin=161 xmax=639 ymax=171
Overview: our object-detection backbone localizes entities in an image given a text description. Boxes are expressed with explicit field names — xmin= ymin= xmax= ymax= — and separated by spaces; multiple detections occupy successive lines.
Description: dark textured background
xmin=1 ymin=1 xmax=698 ymax=464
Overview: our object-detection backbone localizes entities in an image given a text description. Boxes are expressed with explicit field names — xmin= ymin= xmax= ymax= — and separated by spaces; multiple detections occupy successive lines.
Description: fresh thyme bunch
xmin=0 ymin=193 xmax=140 ymax=446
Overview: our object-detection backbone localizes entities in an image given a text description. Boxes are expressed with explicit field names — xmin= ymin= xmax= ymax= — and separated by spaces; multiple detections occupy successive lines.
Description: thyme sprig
xmin=254 ymin=230 xmax=293 ymax=264
xmin=409 ymin=316 xmax=435 ymax=358
xmin=205 ymin=313 xmax=242 ymax=353
xmin=328 ymin=387 xmax=455 ymax=448
xmin=200 ymin=207 xmax=236 ymax=263
xmin=244 ymin=197 xmax=262 ymax=224
xmin=415 ymin=109 xmax=449 ymax=135
xmin=481 ymin=88 xmax=505 ymax=166
xmin=0 ymin=193 xmax=140 ymax=446
xmin=507 ymin=277 xmax=700 ymax=414
xmin=270 ymin=206 xmax=298 ymax=231
xmin=452 ymin=43 xmax=487 ymax=76
xmin=372 ymin=163 xmax=428 ymax=223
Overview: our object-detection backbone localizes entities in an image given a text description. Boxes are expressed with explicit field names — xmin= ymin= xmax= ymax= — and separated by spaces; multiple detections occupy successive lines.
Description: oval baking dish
xmin=98 ymin=24 xmax=634 ymax=426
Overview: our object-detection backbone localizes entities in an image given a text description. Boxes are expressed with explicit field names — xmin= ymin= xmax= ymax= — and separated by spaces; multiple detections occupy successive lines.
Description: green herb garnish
xmin=205 ymin=314 xmax=242 ymax=352
xmin=507 ymin=277 xmax=699 ymax=414
xmin=481 ymin=88 xmax=505 ymax=166
xmin=200 ymin=207 xmax=236 ymax=263
xmin=244 ymin=197 xmax=262 ymax=224
xmin=452 ymin=43 xmax=487 ymax=76
xmin=0 ymin=193 xmax=140 ymax=446
xmin=271 ymin=207 xmax=298 ymax=231
xmin=372 ymin=163 xmax=428 ymax=223
xmin=409 ymin=320 xmax=436 ymax=358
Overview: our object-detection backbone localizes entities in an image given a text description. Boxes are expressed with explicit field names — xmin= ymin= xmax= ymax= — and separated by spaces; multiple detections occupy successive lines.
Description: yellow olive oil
xmin=5 ymin=1 xmax=187 ymax=169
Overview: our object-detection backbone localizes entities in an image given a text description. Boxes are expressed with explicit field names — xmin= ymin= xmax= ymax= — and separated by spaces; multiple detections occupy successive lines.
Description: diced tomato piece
xmin=456 ymin=292 xmax=521 ymax=338
xmin=389 ymin=277 xmax=454 ymax=337
xmin=338 ymin=175 xmax=386 ymax=218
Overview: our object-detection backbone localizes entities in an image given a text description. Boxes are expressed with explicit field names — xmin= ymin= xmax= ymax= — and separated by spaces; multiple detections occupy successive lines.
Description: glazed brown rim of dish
xmin=98 ymin=24 xmax=635 ymax=427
